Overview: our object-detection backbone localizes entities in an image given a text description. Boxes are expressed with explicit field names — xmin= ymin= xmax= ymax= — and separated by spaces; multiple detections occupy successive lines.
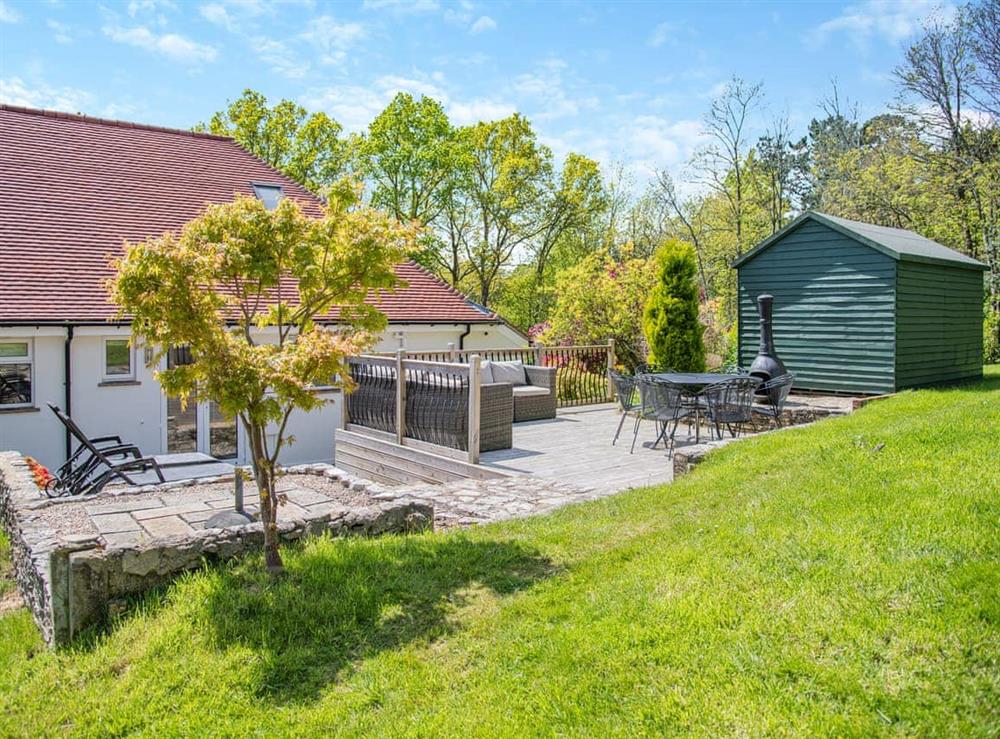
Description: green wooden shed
xmin=734 ymin=211 xmax=987 ymax=394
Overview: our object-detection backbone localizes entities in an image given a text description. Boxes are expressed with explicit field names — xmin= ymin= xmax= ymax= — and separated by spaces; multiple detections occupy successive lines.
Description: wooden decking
xmin=480 ymin=404 xmax=679 ymax=493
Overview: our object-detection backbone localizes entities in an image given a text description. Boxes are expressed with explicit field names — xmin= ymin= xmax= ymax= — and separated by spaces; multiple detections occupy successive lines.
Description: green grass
xmin=0 ymin=531 xmax=11 ymax=599
xmin=1 ymin=370 xmax=999 ymax=736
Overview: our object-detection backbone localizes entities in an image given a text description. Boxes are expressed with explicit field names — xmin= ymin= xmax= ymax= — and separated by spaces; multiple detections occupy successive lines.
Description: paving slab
xmin=91 ymin=513 xmax=142 ymax=534
xmin=86 ymin=499 xmax=165 ymax=516
xmin=132 ymin=502 xmax=209 ymax=521
xmin=139 ymin=515 xmax=194 ymax=538
xmin=100 ymin=530 xmax=156 ymax=549
xmin=283 ymin=487 xmax=332 ymax=506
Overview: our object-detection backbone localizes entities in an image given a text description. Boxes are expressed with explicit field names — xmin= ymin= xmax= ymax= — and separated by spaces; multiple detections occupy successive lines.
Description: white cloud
xmin=648 ymin=22 xmax=672 ymax=47
xmin=300 ymin=15 xmax=366 ymax=64
xmin=200 ymin=3 xmax=236 ymax=30
xmin=47 ymin=19 xmax=74 ymax=43
xmin=362 ymin=0 xmax=439 ymax=14
xmin=376 ymin=74 xmax=447 ymax=100
xmin=103 ymin=25 xmax=218 ymax=63
xmin=808 ymin=0 xmax=955 ymax=49
xmin=253 ymin=36 xmax=309 ymax=78
xmin=301 ymin=84 xmax=390 ymax=131
xmin=0 ymin=76 xmax=95 ymax=112
xmin=447 ymin=98 xmax=515 ymax=125
xmin=199 ymin=0 xmax=272 ymax=32
xmin=470 ymin=15 xmax=496 ymax=34
xmin=303 ymin=72 xmax=515 ymax=131
xmin=0 ymin=0 xmax=21 ymax=23
xmin=509 ymin=58 xmax=599 ymax=121
xmin=128 ymin=0 xmax=177 ymax=17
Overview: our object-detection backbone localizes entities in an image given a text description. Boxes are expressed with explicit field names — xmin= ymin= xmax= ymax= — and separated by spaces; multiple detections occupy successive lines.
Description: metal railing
xmin=377 ymin=341 xmax=616 ymax=407
xmin=346 ymin=352 xmax=483 ymax=463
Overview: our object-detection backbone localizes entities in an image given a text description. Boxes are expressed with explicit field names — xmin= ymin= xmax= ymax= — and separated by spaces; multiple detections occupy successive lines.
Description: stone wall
xmin=0 ymin=453 xmax=432 ymax=646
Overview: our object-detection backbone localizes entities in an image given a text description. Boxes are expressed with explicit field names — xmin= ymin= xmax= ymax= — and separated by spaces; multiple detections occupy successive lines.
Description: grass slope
xmin=1 ymin=371 xmax=998 ymax=736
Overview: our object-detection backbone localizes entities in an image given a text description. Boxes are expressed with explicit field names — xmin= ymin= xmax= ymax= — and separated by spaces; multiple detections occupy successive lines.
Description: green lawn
xmin=1 ymin=370 xmax=999 ymax=736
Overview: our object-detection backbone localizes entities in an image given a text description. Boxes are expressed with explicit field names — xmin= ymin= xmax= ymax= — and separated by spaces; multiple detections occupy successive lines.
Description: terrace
xmin=337 ymin=344 xmax=859 ymax=496
xmin=479 ymin=394 xmax=855 ymax=492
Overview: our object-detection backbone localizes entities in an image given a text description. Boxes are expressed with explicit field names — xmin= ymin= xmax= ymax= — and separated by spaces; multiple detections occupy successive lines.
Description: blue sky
xmin=0 ymin=0 xmax=953 ymax=182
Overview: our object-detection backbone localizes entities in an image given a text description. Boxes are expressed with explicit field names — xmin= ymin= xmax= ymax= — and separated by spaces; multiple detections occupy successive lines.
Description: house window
xmin=103 ymin=338 xmax=134 ymax=381
xmin=251 ymin=182 xmax=283 ymax=210
xmin=0 ymin=340 xmax=32 ymax=408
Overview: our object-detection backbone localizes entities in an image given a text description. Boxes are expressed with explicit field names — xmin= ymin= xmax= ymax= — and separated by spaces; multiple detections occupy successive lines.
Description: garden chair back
xmin=630 ymin=376 xmax=689 ymax=454
xmin=753 ymin=372 xmax=795 ymax=426
xmin=702 ymin=377 xmax=759 ymax=438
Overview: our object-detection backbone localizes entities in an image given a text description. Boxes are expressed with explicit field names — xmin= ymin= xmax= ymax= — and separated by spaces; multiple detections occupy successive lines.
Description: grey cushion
xmin=512 ymin=385 xmax=549 ymax=397
xmin=490 ymin=360 xmax=527 ymax=386
xmin=479 ymin=360 xmax=494 ymax=385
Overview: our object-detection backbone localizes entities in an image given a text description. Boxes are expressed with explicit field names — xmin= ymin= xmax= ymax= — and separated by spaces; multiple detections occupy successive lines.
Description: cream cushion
xmin=512 ymin=385 xmax=549 ymax=397
xmin=490 ymin=360 xmax=527 ymax=386
xmin=479 ymin=360 xmax=495 ymax=384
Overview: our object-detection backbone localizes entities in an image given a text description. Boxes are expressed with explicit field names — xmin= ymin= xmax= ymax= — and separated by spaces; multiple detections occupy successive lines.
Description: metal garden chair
xmin=751 ymin=372 xmax=795 ymax=427
xmin=608 ymin=369 xmax=639 ymax=446
xmin=701 ymin=376 xmax=760 ymax=439
xmin=630 ymin=377 xmax=690 ymax=456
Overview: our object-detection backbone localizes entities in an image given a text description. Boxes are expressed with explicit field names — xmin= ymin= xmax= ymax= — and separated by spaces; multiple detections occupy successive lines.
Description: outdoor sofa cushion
xmin=480 ymin=360 xmax=495 ymax=384
xmin=512 ymin=385 xmax=550 ymax=398
xmin=490 ymin=360 xmax=528 ymax=386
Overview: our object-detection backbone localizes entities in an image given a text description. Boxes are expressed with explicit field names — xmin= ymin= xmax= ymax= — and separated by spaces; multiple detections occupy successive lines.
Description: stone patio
xmin=0 ymin=456 xmax=432 ymax=646
xmin=480 ymin=395 xmax=854 ymax=493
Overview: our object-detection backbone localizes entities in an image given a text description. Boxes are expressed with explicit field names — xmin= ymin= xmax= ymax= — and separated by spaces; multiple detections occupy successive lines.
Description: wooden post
xmin=534 ymin=343 xmax=543 ymax=366
xmin=468 ymin=354 xmax=481 ymax=464
xmin=447 ymin=341 xmax=457 ymax=363
xmin=395 ymin=349 xmax=406 ymax=445
xmin=606 ymin=338 xmax=616 ymax=400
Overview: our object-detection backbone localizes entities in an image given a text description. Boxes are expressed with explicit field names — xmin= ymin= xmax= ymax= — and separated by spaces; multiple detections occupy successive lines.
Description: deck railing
xmin=346 ymin=352 xmax=483 ymax=463
xmin=376 ymin=341 xmax=616 ymax=407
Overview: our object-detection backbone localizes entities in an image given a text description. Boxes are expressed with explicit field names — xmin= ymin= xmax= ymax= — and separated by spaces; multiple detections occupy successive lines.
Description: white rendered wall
xmin=0 ymin=329 xmax=67 ymax=468
xmin=0 ymin=322 xmax=523 ymax=469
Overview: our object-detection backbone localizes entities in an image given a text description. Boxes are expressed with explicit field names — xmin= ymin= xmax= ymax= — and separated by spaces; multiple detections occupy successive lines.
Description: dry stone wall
xmin=0 ymin=453 xmax=432 ymax=646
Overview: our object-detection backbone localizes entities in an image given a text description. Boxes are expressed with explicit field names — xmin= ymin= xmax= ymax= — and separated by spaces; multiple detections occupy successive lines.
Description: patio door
xmin=165 ymin=347 xmax=240 ymax=460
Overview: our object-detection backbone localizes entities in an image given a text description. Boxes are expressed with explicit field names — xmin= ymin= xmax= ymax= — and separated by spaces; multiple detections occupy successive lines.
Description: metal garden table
xmin=648 ymin=372 xmax=748 ymax=443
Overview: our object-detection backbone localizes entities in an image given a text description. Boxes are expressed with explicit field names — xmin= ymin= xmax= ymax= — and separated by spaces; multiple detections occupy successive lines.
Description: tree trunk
xmin=247 ymin=421 xmax=284 ymax=574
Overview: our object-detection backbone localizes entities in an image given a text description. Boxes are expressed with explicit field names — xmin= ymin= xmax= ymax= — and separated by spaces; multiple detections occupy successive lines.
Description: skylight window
xmin=251 ymin=182 xmax=283 ymax=210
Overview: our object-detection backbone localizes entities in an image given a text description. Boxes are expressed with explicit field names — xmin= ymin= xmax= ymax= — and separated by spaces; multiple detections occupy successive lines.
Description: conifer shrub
xmin=642 ymin=239 xmax=706 ymax=372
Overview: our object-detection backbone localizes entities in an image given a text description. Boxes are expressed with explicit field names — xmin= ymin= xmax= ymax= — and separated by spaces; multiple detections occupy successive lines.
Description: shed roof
xmin=0 ymin=104 xmax=499 ymax=325
xmin=733 ymin=211 xmax=988 ymax=271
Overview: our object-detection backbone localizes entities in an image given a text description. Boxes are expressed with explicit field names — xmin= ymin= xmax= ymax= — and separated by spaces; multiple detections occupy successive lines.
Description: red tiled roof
xmin=0 ymin=105 xmax=496 ymax=325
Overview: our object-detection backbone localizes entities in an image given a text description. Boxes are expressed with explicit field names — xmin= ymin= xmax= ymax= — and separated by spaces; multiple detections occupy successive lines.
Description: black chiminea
xmin=748 ymin=294 xmax=786 ymax=385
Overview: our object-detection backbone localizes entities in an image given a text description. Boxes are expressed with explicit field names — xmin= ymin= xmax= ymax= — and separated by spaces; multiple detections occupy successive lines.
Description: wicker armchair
xmin=513 ymin=365 xmax=558 ymax=422
xmin=479 ymin=382 xmax=514 ymax=451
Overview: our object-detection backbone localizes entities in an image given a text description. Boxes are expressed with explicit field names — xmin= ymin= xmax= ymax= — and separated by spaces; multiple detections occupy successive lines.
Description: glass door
xmin=165 ymin=347 xmax=240 ymax=460
xmin=166 ymin=348 xmax=198 ymax=453
xmin=208 ymin=401 xmax=239 ymax=459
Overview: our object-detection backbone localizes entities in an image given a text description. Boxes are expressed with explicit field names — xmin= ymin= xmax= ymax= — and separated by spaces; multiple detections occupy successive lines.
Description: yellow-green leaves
xmin=109 ymin=190 xmax=415 ymax=430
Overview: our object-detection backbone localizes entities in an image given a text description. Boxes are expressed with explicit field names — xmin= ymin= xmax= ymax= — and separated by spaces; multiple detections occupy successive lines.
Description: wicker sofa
xmin=481 ymin=361 xmax=558 ymax=423
xmin=479 ymin=382 xmax=514 ymax=451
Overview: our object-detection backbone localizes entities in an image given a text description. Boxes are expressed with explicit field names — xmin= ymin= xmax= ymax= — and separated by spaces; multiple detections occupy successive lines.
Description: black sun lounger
xmin=45 ymin=403 xmax=236 ymax=497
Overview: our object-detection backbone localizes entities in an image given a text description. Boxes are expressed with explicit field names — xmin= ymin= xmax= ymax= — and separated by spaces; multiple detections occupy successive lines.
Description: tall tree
xmin=110 ymin=190 xmax=413 ymax=573
xmin=651 ymin=169 xmax=710 ymax=298
xmin=200 ymin=89 xmax=351 ymax=193
xmin=970 ymin=0 xmax=1000 ymax=115
xmin=691 ymin=77 xmax=765 ymax=257
xmin=530 ymin=153 xmax=608 ymax=279
xmin=458 ymin=114 xmax=552 ymax=307
xmin=895 ymin=5 xmax=1000 ymax=351
xmin=754 ymin=115 xmax=809 ymax=234
xmin=360 ymin=92 xmax=454 ymax=227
